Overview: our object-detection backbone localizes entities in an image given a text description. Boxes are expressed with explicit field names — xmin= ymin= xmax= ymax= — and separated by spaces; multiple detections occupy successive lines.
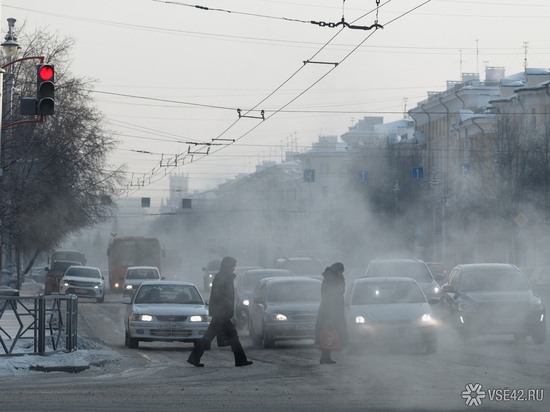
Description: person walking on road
xmin=187 ymin=256 xmax=253 ymax=368
xmin=315 ymin=262 xmax=349 ymax=364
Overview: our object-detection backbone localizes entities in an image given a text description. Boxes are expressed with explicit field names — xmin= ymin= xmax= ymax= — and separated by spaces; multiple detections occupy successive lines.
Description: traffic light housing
xmin=37 ymin=64 xmax=54 ymax=115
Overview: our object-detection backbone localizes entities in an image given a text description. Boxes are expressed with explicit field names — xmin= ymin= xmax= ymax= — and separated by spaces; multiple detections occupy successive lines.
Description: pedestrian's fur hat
xmin=330 ymin=262 xmax=345 ymax=272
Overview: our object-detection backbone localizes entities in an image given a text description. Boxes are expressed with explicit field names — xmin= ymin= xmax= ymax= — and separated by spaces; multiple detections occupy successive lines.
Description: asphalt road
xmin=0 ymin=291 xmax=549 ymax=412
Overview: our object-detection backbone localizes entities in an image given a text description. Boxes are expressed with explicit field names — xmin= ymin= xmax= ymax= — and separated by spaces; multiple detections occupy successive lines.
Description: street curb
xmin=29 ymin=363 xmax=90 ymax=373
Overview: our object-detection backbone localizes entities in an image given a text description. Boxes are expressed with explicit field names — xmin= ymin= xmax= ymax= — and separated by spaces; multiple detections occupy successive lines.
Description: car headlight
xmin=242 ymin=299 xmax=249 ymax=306
xmin=427 ymin=286 xmax=440 ymax=294
xmin=126 ymin=285 xmax=133 ymax=290
xmin=413 ymin=313 xmax=433 ymax=324
xmin=94 ymin=285 xmax=99 ymax=289
xmin=458 ymin=302 xmax=474 ymax=312
xmin=208 ymin=274 xmax=213 ymax=278
xmin=114 ymin=283 xmax=120 ymax=288
xmin=189 ymin=315 xmax=208 ymax=322
xmin=132 ymin=314 xmax=154 ymax=322
xmin=63 ymin=282 xmax=69 ymax=287
xmin=270 ymin=313 xmax=287 ymax=321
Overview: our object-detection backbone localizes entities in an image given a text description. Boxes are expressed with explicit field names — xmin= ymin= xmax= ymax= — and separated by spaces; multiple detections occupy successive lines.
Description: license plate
xmin=158 ymin=323 xmax=185 ymax=329
xmin=296 ymin=324 xmax=314 ymax=331
xmin=75 ymin=289 xmax=87 ymax=294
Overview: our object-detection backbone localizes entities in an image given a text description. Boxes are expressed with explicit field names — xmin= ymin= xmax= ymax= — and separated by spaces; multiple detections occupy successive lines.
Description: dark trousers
xmin=320 ymin=350 xmax=332 ymax=360
xmin=188 ymin=318 xmax=247 ymax=364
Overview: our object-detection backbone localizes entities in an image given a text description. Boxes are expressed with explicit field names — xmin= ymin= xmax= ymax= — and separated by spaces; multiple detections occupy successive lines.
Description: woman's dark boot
xmin=320 ymin=350 xmax=336 ymax=364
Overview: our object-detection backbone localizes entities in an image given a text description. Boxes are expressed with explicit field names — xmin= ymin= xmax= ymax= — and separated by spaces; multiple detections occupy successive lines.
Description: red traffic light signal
xmin=39 ymin=65 xmax=54 ymax=81
xmin=37 ymin=64 xmax=55 ymax=115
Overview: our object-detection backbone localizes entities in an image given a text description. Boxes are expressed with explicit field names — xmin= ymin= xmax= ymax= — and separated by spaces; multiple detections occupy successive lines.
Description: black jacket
xmin=315 ymin=266 xmax=349 ymax=346
xmin=208 ymin=257 xmax=237 ymax=319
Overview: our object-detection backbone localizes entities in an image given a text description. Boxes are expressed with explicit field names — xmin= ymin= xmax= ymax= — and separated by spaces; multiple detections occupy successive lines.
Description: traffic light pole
xmin=0 ymin=55 xmax=45 ymax=286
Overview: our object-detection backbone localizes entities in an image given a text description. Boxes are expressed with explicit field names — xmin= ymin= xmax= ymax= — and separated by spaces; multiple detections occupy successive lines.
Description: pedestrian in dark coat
xmin=315 ymin=262 xmax=349 ymax=364
xmin=187 ymin=256 xmax=253 ymax=367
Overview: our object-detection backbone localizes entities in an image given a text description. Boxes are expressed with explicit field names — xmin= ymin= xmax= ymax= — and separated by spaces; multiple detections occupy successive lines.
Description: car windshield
xmin=352 ymin=281 xmax=426 ymax=305
xmin=370 ymin=262 xmax=433 ymax=281
xmin=460 ymin=270 xmax=531 ymax=291
xmin=51 ymin=262 xmax=80 ymax=272
xmin=284 ymin=260 xmax=322 ymax=276
xmin=64 ymin=267 xmax=101 ymax=279
xmin=243 ymin=271 xmax=292 ymax=292
xmin=126 ymin=268 xmax=159 ymax=280
xmin=267 ymin=281 xmax=321 ymax=302
xmin=134 ymin=284 xmax=203 ymax=304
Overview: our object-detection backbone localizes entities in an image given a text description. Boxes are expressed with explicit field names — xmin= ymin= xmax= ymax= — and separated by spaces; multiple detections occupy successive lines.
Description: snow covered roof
xmin=525 ymin=68 xmax=550 ymax=76
xmin=500 ymin=79 xmax=524 ymax=88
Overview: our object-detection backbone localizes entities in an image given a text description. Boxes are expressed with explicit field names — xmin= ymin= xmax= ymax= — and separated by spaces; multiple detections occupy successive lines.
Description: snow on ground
xmin=0 ymin=335 xmax=121 ymax=378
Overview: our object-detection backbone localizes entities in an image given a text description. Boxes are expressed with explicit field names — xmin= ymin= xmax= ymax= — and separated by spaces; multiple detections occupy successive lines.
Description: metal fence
xmin=0 ymin=295 xmax=78 ymax=356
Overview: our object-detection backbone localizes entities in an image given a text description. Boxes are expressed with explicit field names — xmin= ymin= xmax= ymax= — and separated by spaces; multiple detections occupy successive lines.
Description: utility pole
xmin=0 ymin=18 xmax=20 ymax=286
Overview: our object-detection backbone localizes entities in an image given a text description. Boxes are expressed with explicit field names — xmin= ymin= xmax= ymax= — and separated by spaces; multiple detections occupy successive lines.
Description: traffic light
xmin=37 ymin=64 xmax=54 ymax=115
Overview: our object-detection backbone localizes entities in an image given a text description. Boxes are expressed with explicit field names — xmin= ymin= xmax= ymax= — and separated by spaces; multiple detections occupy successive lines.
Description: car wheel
xmin=425 ymin=339 xmax=438 ymax=354
xmin=96 ymin=295 xmax=104 ymax=303
xmin=249 ymin=319 xmax=262 ymax=346
xmin=263 ymin=326 xmax=275 ymax=349
xmin=126 ymin=328 xmax=139 ymax=348
xmin=248 ymin=318 xmax=254 ymax=337
xmin=513 ymin=332 xmax=527 ymax=342
xmin=532 ymin=321 xmax=546 ymax=344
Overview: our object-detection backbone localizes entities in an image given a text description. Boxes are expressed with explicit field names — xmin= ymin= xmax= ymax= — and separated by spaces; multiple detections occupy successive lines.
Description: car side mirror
xmin=434 ymin=273 xmax=444 ymax=281
xmin=161 ymin=277 xmax=165 ymax=280
xmin=121 ymin=297 xmax=131 ymax=304
xmin=428 ymin=297 xmax=440 ymax=305
xmin=205 ymin=299 xmax=210 ymax=306
xmin=253 ymin=296 xmax=263 ymax=304
xmin=45 ymin=267 xmax=50 ymax=271
xmin=441 ymin=284 xmax=456 ymax=293
xmin=202 ymin=267 xmax=207 ymax=271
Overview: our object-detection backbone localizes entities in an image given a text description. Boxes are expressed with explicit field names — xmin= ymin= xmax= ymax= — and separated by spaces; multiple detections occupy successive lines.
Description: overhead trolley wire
xmin=125 ymin=1 xmax=433 ymax=196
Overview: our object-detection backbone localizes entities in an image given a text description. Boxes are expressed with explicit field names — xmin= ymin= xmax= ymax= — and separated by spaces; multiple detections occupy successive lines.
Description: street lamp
xmin=1 ymin=19 xmax=20 ymax=58
xmin=393 ymin=179 xmax=401 ymax=249
xmin=430 ymin=170 xmax=439 ymax=261
xmin=1 ymin=18 xmax=20 ymax=287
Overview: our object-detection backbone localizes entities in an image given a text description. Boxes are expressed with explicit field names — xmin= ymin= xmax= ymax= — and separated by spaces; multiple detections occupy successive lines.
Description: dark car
xmin=363 ymin=259 xmax=443 ymax=301
xmin=248 ymin=276 xmax=322 ymax=348
xmin=234 ymin=269 xmax=294 ymax=328
xmin=202 ymin=259 xmax=222 ymax=292
xmin=440 ymin=263 xmax=546 ymax=343
xmin=345 ymin=277 xmax=438 ymax=353
xmin=44 ymin=261 xmax=82 ymax=295
xmin=425 ymin=262 xmax=447 ymax=286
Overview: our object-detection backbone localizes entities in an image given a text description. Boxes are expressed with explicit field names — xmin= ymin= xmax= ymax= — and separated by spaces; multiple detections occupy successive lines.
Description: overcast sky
xmin=3 ymin=0 xmax=550 ymax=204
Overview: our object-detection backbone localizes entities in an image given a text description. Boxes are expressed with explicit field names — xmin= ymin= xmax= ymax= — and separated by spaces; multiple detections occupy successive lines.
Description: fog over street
xmin=1 ymin=291 xmax=548 ymax=412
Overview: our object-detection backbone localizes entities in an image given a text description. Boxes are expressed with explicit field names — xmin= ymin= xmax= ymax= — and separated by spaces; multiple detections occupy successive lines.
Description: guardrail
xmin=0 ymin=295 xmax=78 ymax=356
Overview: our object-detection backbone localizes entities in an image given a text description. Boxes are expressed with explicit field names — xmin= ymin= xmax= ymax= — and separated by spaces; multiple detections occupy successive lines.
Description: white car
xmin=345 ymin=277 xmax=438 ymax=354
xmin=123 ymin=281 xmax=210 ymax=349
xmin=59 ymin=266 xmax=105 ymax=303
xmin=123 ymin=266 xmax=162 ymax=297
